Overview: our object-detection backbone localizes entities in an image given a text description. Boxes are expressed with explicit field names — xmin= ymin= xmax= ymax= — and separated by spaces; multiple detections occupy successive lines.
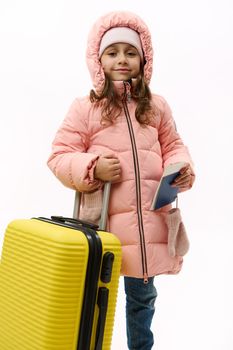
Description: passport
xmin=150 ymin=162 xmax=186 ymax=210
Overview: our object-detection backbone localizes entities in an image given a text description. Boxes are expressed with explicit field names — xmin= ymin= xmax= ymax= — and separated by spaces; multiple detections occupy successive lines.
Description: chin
xmin=113 ymin=75 xmax=132 ymax=81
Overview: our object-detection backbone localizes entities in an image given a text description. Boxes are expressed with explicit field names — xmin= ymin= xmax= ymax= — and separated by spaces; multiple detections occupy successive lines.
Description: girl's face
xmin=100 ymin=43 xmax=141 ymax=81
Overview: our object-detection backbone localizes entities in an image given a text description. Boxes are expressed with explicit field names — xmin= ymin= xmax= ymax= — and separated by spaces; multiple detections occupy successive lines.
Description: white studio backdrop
xmin=0 ymin=0 xmax=232 ymax=349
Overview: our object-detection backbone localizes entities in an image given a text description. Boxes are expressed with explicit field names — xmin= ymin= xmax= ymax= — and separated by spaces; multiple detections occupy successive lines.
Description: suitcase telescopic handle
xmin=50 ymin=216 xmax=99 ymax=230
xmin=73 ymin=182 xmax=111 ymax=231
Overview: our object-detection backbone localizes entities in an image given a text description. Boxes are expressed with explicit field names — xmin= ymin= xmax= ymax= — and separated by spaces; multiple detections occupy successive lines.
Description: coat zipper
xmin=122 ymin=82 xmax=149 ymax=284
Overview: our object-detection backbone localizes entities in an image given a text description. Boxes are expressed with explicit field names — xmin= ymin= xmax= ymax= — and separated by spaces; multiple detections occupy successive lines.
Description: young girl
xmin=47 ymin=11 xmax=195 ymax=350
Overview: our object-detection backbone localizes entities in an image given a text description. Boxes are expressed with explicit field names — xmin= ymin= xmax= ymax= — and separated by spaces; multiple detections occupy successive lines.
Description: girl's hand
xmin=171 ymin=163 xmax=193 ymax=191
xmin=95 ymin=153 xmax=121 ymax=182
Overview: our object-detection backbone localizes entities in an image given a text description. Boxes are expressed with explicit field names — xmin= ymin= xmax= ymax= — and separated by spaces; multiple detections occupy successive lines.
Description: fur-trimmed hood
xmin=86 ymin=11 xmax=154 ymax=93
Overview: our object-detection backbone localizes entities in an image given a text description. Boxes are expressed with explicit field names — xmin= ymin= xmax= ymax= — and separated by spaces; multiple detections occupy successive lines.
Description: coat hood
xmin=86 ymin=11 xmax=154 ymax=94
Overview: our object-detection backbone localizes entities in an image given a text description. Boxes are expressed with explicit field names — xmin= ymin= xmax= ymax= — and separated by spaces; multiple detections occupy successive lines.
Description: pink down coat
xmin=47 ymin=11 xmax=195 ymax=278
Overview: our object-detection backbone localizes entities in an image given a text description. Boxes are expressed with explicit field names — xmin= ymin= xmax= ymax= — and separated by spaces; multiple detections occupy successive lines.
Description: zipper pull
xmin=123 ymin=81 xmax=131 ymax=103
xmin=143 ymin=273 xmax=149 ymax=284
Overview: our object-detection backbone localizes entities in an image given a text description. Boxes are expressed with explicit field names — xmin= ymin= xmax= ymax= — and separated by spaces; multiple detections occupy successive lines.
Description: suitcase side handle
xmin=73 ymin=182 xmax=111 ymax=231
xmin=94 ymin=287 xmax=109 ymax=350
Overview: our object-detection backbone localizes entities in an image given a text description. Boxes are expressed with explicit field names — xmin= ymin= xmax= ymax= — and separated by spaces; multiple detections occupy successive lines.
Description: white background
xmin=0 ymin=0 xmax=232 ymax=349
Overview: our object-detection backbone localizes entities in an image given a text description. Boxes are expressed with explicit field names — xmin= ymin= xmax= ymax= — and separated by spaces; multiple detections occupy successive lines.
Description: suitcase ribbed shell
xmin=0 ymin=219 xmax=122 ymax=350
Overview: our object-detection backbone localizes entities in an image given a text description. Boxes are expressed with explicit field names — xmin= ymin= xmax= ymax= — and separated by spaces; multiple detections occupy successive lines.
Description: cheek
xmin=100 ymin=58 xmax=107 ymax=70
xmin=101 ymin=62 xmax=110 ymax=73
xmin=132 ymin=63 xmax=141 ymax=75
xmin=132 ymin=59 xmax=140 ymax=70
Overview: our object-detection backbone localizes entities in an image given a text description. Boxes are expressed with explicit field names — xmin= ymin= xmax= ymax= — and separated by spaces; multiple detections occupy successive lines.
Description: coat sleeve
xmin=158 ymin=98 xmax=195 ymax=190
xmin=47 ymin=98 xmax=102 ymax=192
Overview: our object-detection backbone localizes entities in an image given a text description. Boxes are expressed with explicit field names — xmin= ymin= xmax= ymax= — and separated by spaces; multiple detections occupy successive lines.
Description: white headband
xmin=99 ymin=27 xmax=144 ymax=60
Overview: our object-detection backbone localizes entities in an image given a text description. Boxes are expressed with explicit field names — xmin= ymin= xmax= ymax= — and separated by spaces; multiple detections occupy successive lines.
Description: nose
xmin=117 ymin=52 xmax=127 ymax=63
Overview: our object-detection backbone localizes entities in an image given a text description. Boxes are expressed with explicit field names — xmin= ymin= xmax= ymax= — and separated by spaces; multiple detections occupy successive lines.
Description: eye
xmin=127 ymin=51 xmax=137 ymax=57
xmin=107 ymin=51 xmax=117 ymax=57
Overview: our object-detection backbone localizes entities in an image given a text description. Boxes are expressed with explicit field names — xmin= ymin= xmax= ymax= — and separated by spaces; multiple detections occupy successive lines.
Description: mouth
xmin=114 ymin=69 xmax=130 ymax=72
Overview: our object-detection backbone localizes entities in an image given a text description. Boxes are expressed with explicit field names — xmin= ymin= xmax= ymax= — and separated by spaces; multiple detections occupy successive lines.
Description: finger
xmin=87 ymin=182 xmax=101 ymax=191
xmin=113 ymin=168 xmax=121 ymax=176
xmin=103 ymin=153 xmax=118 ymax=159
xmin=110 ymin=160 xmax=121 ymax=167
xmin=174 ymin=179 xmax=191 ymax=188
xmin=177 ymin=184 xmax=189 ymax=191
xmin=175 ymin=175 xmax=190 ymax=184
xmin=111 ymin=163 xmax=121 ymax=171
xmin=172 ymin=176 xmax=191 ymax=187
xmin=111 ymin=173 xmax=121 ymax=182
xmin=174 ymin=172 xmax=190 ymax=182
xmin=180 ymin=165 xmax=191 ymax=174
xmin=110 ymin=167 xmax=121 ymax=177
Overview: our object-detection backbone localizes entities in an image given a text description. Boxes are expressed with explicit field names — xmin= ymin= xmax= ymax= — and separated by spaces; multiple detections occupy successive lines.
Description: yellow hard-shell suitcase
xmin=0 ymin=184 xmax=122 ymax=350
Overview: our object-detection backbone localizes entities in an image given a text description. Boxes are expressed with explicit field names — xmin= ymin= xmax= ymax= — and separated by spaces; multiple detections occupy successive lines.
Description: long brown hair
xmin=90 ymin=68 xmax=157 ymax=125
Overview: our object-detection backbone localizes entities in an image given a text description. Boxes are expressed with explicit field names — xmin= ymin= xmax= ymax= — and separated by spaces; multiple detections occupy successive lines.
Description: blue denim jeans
xmin=124 ymin=277 xmax=158 ymax=350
